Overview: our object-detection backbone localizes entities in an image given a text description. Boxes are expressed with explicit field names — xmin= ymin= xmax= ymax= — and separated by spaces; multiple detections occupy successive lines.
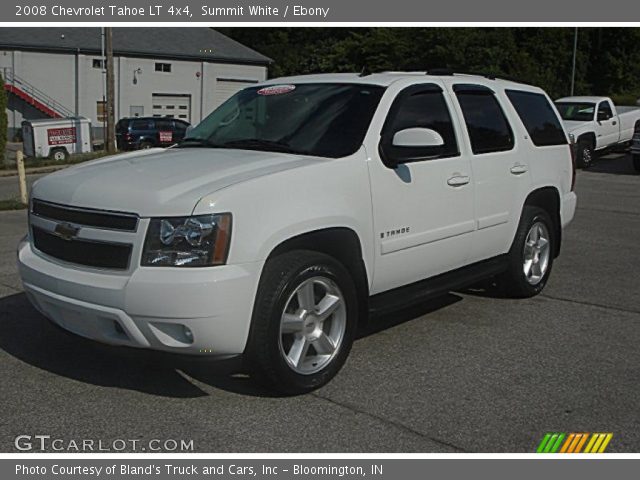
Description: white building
xmin=0 ymin=28 xmax=270 ymax=138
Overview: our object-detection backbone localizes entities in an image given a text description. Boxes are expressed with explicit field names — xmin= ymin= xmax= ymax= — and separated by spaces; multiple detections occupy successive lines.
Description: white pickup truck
xmin=555 ymin=96 xmax=640 ymax=168
xmin=18 ymin=72 xmax=577 ymax=394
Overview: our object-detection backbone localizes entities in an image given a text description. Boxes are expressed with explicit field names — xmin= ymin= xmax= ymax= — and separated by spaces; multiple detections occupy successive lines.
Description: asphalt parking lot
xmin=0 ymin=153 xmax=639 ymax=453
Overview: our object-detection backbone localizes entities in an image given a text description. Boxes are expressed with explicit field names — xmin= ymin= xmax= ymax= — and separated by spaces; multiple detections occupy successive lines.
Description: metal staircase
xmin=2 ymin=67 xmax=75 ymax=119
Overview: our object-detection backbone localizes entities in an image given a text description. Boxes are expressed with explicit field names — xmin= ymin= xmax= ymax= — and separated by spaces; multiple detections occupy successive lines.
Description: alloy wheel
xmin=523 ymin=221 xmax=551 ymax=285
xmin=278 ymin=276 xmax=346 ymax=375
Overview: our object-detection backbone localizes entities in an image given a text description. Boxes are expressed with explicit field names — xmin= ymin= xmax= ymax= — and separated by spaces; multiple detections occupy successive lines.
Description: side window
xmin=155 ymin=119 xmax=172 ymax=130
xmin=454 ymin=86 xmax=514 ymax=154
xmin=506 ymin=90 xmax=567 ymax=146
xmin=383 ymin=86 xmax=459 ymax=158
xmin=131 ymin=120 xmax=151 ymax=130
xmin=598 ymin=101 xmax=613 ymax=120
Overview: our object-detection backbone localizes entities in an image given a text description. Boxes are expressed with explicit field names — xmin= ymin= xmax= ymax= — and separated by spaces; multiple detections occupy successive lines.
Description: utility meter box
xmin=22 ymin=117 xmax=93 ymax=161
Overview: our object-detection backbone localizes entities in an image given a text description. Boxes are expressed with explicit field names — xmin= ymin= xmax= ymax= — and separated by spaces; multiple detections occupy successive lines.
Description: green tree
xmin=219 ymin=27 xmax=640 ymax=103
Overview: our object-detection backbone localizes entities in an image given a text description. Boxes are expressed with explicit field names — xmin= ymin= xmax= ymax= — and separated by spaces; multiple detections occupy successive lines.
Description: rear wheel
xmin=577 ymin=139 xmax=594 ymax=169
xmin=501 ymin=207 xmax=555 ymax=298
xmin=50 ymin=148 xmax=69 ymax=162
xmin=139 ymin=141 xmax=153 ymax=150
xmin=245 ymin=250 xmax=357 ymax=395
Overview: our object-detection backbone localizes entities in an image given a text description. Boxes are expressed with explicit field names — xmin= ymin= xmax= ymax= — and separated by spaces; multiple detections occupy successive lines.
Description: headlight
xmin=142 ymin=213 xmax=232 ymax=267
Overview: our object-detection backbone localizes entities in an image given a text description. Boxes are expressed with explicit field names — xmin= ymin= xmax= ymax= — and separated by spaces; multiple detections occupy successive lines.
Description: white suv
xmin=18 ymin=72 xmax=577 ymax=394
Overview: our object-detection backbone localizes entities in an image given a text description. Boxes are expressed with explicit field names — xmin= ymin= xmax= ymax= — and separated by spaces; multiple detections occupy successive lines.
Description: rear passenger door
xmin=154 ymin=119 xmax=175 ymax=146
xmin=451 ymin=84 xmax=531 ymax=262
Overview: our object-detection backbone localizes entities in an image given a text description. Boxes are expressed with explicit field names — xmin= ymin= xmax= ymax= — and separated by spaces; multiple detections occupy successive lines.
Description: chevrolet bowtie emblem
xmin=54 ymin=222 xmax=80 ymax=241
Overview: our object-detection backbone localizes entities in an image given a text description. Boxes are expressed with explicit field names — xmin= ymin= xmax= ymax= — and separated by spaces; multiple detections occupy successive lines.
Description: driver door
xmin=596 ymin=100 xmax=619 ymax=148
xmin=367 ymin=84 xmax=475 ymax=294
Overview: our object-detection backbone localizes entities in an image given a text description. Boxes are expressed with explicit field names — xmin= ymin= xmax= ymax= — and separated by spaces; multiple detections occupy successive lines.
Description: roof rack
xmin=426 ymin=69 xmax=524 ymax=84
xmin=358 ymin=66 xmax=372 ymax=77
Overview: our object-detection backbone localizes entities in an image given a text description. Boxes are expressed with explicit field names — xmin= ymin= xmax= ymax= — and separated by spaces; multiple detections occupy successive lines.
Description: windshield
xmin=555 ymin=102 xmax=596 ymax=122
xmin=180 ymin=83 xmax=385 ymax=158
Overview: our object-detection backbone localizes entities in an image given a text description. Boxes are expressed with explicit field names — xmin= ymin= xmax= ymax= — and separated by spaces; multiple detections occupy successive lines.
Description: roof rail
xmin=426 ymin=69 xmax=525 ymax=84
xmin=426 ymin=68 xmax=455 ymax=76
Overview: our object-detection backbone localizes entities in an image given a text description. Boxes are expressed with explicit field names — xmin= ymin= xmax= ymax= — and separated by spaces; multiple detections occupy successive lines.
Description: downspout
xmin=75 ymin=48 xmax=79 ymax=116
xmin=200 ymin=61 xmax=204 ymax=122
xmin=11 ymin=50 xmax=16 ymax=134
xmin=117 ymin=56 xmax=121 ymax=120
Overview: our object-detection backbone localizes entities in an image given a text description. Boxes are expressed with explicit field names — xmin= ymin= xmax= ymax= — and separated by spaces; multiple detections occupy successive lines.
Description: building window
xmin=92 ymin=59 xmax=104 ymax=69
xmin=155 ymin=63 xmax=172 ymax=73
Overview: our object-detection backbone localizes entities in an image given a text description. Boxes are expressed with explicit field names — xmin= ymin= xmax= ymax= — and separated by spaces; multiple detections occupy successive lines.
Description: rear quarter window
xmin=506 ymin=90 xmax=567 ymax=147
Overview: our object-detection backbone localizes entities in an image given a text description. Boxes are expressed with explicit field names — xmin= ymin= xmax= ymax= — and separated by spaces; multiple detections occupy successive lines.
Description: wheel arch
xmin=49 ymin=146 xmax=69 ymax=156
xmin=266 ymin=227 xmax=370 ymax=326
xmin=523 ymin=186 xmax=562 ymax=257
xmin=577 ymin=131 xmax=596 ymax=148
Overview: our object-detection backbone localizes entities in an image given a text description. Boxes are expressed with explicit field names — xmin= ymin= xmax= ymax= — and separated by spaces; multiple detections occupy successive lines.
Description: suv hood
xmin=32 ymin=148 xmax=324 ymax=217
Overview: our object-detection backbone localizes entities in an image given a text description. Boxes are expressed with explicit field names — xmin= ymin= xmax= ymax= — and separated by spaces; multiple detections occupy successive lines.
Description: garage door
xmin=212 ymin=79 xmax=258 ymax=109
xmin=152 ymin=94 xmax=191 ymax=122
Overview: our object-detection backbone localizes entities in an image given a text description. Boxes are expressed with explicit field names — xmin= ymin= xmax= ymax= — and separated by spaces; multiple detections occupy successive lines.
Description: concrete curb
xmin=0 ymin=164 xmax=70 ymax=178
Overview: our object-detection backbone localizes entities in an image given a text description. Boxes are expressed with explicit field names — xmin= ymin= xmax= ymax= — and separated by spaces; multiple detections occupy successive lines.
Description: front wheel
xmin=633 ymin=154 xmax=640 ymax=173
xmin=501 ymin=207 xmax=555 ymax=298
xmin=577 ymin=140 xmax=594 ymax=169
xmin=245 ymin=250 xmax=358 ymax=395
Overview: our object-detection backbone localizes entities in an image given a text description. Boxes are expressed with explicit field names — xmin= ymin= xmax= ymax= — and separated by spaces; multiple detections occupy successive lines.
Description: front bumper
xmin=17 ymin=237 xmax=263 ymax=356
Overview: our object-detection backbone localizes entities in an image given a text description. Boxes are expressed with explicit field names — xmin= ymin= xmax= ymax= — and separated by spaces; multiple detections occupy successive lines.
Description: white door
xmin=152 ymin=95 xmax=191 ymax=122
xmin=129 ymin=105 xmax=144 ymax=117
xmin=212 ymin=80 xmax=258 ymax=109
xmin=595 ymin=100 xmax=619 ymax=149
xmin=368 ymin=83 xmax=475 ymax=294
xmin=450 ymin=84 xmax=532 ymax=262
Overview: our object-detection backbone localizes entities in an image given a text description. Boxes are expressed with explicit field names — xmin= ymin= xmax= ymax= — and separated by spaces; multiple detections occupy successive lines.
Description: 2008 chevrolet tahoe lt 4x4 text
xmin=18 ymin=72 xmax=577 ymax=394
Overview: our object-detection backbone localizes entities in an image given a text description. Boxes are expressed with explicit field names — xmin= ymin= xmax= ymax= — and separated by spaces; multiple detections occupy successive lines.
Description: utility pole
xmin=105 ymin=27 xmax=116 ymax=153
xmin=570 ymin=27 xmax=578 ymax=96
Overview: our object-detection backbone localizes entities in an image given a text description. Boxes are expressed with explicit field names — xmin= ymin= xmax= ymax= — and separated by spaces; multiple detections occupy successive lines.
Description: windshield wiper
xmin=176 ymin=137 xmax=225 ymax=148
xmin=222 ymin=139 xmax=304 ymax=155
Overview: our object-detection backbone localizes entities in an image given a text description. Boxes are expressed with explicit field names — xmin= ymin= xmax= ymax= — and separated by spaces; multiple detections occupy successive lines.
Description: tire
xmin=633 ymin=155 xmax=640 ymax=173
xmin=501 ymin=206 xmax=555 ymax=298
xmin=50 ymin=148 xmax=69 ymax=162
xmin=139 ymin=141 xmax=153 ymax=150
xmin=577 ymin=139 xmax=594 ymax=169
xmin=245 ymin=250 xmax=358 ymax=395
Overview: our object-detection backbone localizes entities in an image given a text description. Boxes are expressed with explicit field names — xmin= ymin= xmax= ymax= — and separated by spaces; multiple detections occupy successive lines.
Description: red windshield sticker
xmin=257 ymin=85 xmax=296 ymax=96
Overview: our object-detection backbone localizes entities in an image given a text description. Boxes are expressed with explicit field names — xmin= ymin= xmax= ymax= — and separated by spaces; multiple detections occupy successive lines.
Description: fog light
xmin=183 ymin=326 xmax=193 ymax=342
xmin=113 ymin=321 xmax=125 ymax=335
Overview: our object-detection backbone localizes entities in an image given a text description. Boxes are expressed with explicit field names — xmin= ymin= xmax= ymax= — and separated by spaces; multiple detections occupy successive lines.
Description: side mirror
xmin=380 ymin=128 xmax=445 ymax=168
xmin=597 ymin=110 xmax=611 ymax=122
xmin=392 ymin=127 xmax=445 ymax=148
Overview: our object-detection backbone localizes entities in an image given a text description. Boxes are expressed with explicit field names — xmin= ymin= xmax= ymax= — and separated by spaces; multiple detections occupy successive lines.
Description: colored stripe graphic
xmin=537 ymin=433 xmax=613 ymax=453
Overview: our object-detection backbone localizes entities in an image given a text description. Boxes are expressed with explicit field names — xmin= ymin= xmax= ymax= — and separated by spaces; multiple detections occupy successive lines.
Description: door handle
xmin=612 ymin=121 xmax=617 ymax=125
xmin=510 ymin=164 xmax=528 ymax=175
xmin=447 ymin=174 xmax=470 ymax=187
